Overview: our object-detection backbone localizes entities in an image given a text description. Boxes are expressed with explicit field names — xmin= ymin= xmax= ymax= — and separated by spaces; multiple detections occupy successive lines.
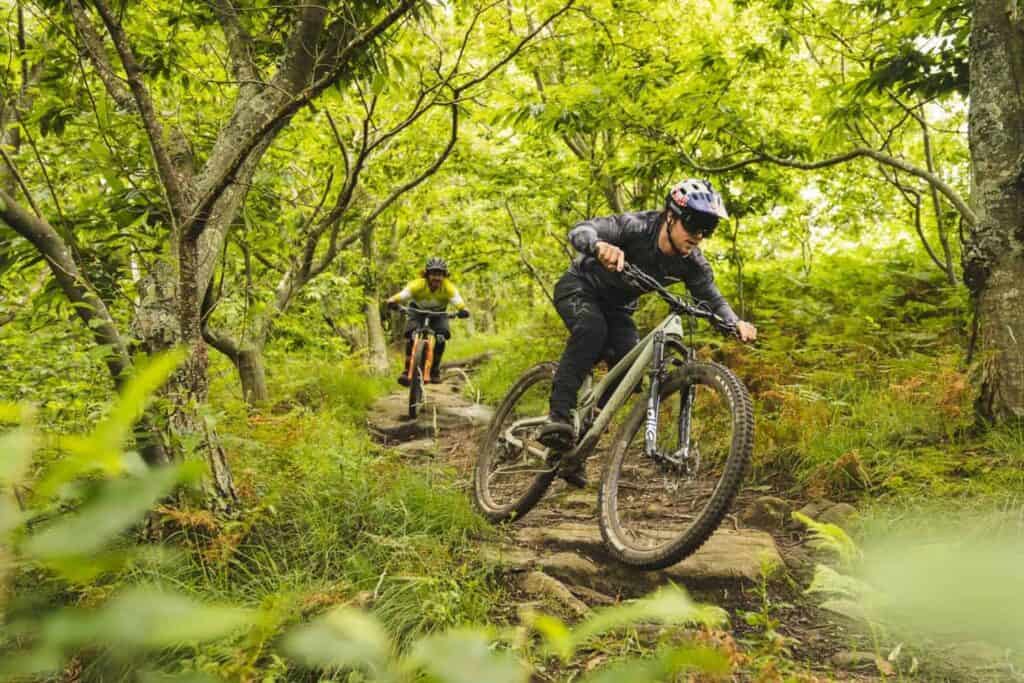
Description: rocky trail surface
xmin=365 ymin=361 xmax=1002 ymax=681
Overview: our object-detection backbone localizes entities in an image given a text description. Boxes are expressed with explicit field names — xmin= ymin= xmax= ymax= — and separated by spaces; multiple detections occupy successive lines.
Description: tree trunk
xmin=364 ymin=297 xmax=390 ymax=375
xmin=361 ymin=228 xmax=389 ymax=375
xmin=965 ymin=0 xmax=1024 ymax=421
xmin=178 ymin=235 xmax=237 ymax=503
xmin=237 ymin=347 xmax=269 ymax=405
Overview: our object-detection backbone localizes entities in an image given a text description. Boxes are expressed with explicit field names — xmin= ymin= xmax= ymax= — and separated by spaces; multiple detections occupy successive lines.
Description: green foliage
xmin=1 ymin=359 xmax=733 ymax=680
xmin=792 ymin=512 xmax=861 ymax=568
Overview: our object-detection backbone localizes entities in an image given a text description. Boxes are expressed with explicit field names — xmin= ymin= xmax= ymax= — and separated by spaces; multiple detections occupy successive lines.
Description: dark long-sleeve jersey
xmin=566 ymin=210 xmax=739 ymax=323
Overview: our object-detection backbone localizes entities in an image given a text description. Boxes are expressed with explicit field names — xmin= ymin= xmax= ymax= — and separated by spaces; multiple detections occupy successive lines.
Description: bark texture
xmin=965 ymin=0 xmax=1024 ymax=421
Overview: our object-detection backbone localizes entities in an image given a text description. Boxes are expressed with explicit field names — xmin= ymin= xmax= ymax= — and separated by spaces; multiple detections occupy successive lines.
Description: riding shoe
xmin=558 ymin=457 xmax=588 ymax=489
xmin=538 ymin=416 xmax=575 ymax=452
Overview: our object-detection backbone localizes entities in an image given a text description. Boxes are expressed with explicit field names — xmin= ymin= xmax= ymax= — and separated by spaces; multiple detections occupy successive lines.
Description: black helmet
xmin=665 ymin=179 xmax=728 ymax=237
xmin=424 ymin=257 xmax=448 ymax=275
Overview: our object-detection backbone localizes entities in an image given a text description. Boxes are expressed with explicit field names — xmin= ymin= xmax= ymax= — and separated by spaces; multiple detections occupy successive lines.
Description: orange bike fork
xmin=406 ymin=334 xmax=437 ymax=383
xmin=406 ymin=337 xmax=419 ymax=383
xmin=422 ymin=335 xmax=436 ymax=383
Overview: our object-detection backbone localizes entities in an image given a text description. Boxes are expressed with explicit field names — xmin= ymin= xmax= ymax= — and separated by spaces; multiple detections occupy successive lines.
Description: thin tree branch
xmin=453 ymin=0 xmax=575 ymax=95
xmin=0 ymin=187 xmax=131 ymax=384
xmin=67 ymin=0 xmax=134 ymax=109
xmin=0 ymin=145 xmax=42 ymax=218
xmin=670 ymin=138 xmax=977 ymax=226
xmin=90 ymin=0 xmax=189 ymax=218
xmin=505 ymin=201 xmax=554 ymax=305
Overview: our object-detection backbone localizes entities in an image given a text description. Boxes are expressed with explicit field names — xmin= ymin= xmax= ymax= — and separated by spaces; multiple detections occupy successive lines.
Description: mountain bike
xmin=399 ymin=305 xmax=457 ymax=419
xmin=472 ymin=262 xmax=754 ymax=570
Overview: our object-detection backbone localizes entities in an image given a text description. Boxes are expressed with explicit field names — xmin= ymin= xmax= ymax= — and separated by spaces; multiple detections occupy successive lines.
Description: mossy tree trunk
xmin=965 ymin=0 xmax=1024 ymax=422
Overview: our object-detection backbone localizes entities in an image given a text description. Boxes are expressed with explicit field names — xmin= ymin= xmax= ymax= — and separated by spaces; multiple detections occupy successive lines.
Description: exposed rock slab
xmin=368 ymin=386 xmax=494 ymax=441
xmin=509 ymin=522 xmax=783 ymax=592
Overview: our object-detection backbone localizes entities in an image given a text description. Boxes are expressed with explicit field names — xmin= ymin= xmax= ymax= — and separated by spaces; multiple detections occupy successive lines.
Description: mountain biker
xmin=538 ymin=179 xmax=757 ymax=487
xmin=386 ymin=257 xmax=470 ymax=385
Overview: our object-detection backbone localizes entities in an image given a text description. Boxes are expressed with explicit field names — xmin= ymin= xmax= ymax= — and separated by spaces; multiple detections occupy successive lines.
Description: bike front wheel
xmin=408 ymin=338 xmax=428 ymax=419
xmin=598 ymin=360 xmax=753 ymax=570
xmin=473 ymin=362 xmax=559 ymax=522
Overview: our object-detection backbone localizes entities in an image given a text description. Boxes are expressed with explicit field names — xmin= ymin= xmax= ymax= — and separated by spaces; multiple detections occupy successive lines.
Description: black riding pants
xmin=403 ymin=313 xmax=450 ymax=371
xmin=549 ymin=272 xmax=639 ymax=421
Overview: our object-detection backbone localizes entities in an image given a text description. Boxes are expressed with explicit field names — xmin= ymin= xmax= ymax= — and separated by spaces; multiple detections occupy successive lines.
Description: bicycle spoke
xmin=476 ymin=366 xmax=557 ymax=516
xmin=609 ymin=380 xmax=735 ymax=553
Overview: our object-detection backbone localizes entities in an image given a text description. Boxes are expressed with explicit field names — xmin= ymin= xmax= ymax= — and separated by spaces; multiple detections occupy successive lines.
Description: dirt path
xmin=366 ymin=369 xmax=952 ymax=681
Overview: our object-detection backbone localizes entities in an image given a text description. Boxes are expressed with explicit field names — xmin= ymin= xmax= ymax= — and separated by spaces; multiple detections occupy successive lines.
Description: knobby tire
xmin=473 ymin=362 xmax=558 ymax=522
xmin=598 ymin=360 xmax=754 ymax=570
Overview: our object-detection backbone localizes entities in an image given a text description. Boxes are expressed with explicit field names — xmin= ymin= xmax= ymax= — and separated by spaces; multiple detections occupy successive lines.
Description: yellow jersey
xmin=388 ymin=277 xmax=466 ymax=311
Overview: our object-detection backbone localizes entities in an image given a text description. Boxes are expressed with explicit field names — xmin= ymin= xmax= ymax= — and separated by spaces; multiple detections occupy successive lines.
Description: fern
xmin=791 ymin=511 xmax=861 ymax=568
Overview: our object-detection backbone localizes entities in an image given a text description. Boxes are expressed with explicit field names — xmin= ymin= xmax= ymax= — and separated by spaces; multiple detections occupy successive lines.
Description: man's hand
xmin=594 ymin=240 xmax=625 ymax=272
xmin=456 ymin=309 xmax=470 ymax=319
xmin=736 ymin=320 xmax=757 ymax=343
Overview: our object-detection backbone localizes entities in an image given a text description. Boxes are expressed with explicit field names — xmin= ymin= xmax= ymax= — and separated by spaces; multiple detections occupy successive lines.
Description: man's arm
xmin=684 ymin=255 xmax=739 ymax=325
xmin=568 ymin=216 xmax=626 ymax=255
xmin=684 ymin=257 xmax=757 ymax=342
xmin=386 ymin=279 xmax=420 ymax=305
xmin=569 ymin=216 xmax=630 ymax=271
xmin=445 ymin=281 xmax=467 ymax=310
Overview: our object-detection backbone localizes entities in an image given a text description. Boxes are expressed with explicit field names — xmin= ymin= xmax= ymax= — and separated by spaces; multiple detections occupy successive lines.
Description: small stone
xmin=520 ymin=571 xmax=592 ymax=619
xmin=831 ymin=650 xmax=877 ymax=669
xmin=818 ymin=502 xmax=858 ymax=527
xmin=740 ymin=496 xmax=792 ymax=531
xmin=795 ymin=498 xmax=836 ymax=521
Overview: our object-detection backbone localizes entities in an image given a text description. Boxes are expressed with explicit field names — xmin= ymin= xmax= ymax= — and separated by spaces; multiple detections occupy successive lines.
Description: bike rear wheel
xmin=408 ymin=337 xmax=429 ymax=419
xmin=473 ymin=362 xmax=559 ymax=522
xmin=598 ymin=360 xmax=753 ymax=570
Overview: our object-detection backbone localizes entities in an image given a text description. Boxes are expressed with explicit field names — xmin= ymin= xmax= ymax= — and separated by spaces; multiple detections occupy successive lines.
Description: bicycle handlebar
xmin=621 ymin=262 xmax=739 ymax=337
xmin=397 ymin=304 xmax=458 ymax=319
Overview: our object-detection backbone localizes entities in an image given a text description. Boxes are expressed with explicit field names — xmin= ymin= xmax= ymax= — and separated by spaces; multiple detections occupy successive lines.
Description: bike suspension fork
xmin=677 ymin=383 xmax=696 ymax=461
xmin=644 ymin=331 xmax=665 ymax=457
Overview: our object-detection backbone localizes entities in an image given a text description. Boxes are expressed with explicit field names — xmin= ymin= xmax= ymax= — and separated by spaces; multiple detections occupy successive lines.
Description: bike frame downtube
xmin=570 ymin=313 xmax=685 ymax=459
xmin=644 ymin=330 xmax=665 ymax=457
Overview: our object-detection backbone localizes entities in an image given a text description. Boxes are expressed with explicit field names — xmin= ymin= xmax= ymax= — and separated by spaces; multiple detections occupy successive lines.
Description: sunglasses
xmin=679 ymin=214 xmax=718 ymax=238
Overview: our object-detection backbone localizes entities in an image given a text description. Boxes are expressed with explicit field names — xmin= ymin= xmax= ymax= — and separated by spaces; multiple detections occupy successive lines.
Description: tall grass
xmin=118 ymin=355 xmax=502 ymax=674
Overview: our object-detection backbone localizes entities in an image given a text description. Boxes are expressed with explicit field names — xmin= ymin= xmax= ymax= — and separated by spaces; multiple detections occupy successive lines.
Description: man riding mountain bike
xmin=538 ymin=179 xmax=757 ymax=487
xmin=386 ymin=257 xmax=470 ymax=385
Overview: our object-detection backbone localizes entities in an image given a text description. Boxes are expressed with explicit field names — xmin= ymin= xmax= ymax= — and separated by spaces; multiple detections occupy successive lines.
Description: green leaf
xmin=282 ymin=606 xmax=393 ymax=674
xmin=567 ymin=587 xmax=727 ymax=652
xmin=37 ymin=350 xmax=185 ymax=496
xmin=528 ymin=613 xmax=572 ymax=661
xmin=42 ymin=587 xmax=254 ymax=651
xmin=405 ymin=630 xmax=527 ymax=683
xmin=25 ymin=464 xmax=182 ymax=562
xmin=0 ymin=425 xmax=34 ymax=486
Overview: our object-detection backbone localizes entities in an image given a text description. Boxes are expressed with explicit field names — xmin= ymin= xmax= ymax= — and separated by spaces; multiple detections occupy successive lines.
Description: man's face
xmin=667 ymin=216 xmax=704 ymax=256
xmin=426 ymin=271 xmax=445 ymax=290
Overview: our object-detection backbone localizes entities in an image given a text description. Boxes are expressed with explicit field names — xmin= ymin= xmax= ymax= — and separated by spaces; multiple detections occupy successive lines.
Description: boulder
xmin=740 ymin=496 xmax=792 ymax=531
xmin=817 ymin=502 xmax=858 ymax=528
xmin=795 ymin=498 xmax=836 ymax=522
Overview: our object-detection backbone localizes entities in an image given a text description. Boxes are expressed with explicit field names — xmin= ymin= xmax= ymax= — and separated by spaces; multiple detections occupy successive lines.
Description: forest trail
xmin=364 ymin=361 xmax=897 ymax=680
